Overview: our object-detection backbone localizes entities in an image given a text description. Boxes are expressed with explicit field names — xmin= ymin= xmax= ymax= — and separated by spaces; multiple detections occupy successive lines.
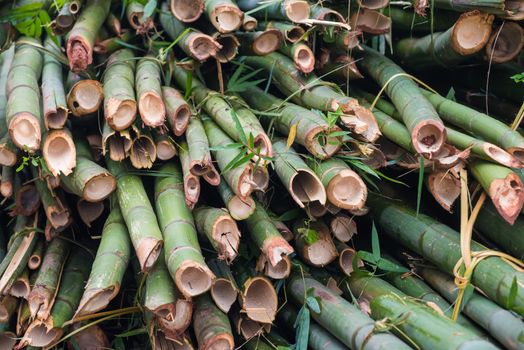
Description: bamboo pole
xmin=237 ymin=29 xmax=283 ymax=55
xmin=12 ymin=183 xmax=40 ymax=217
xmin=178 ymin=140 xmax=201 ymax=209
xmin=75 ymin=204 xmax=131 ymax=317
xmin=217 ymin=180 xmax=255 ymax=220
xmin=171 ymin=0 xmax=204 ymax=22
xmin=193 ymin=294 xmax=234 ymax=350
xmin=28 ymin=239 xmax=43 ymax=270
xmin=258 ymin=21 xmax=305 ymax=42
xmin=185 ymin=116 xmax=220 ymax=181
xmin=42 ymin=37 xmax=68 ymax=129
xmin=204 ymin=0 xmax=244 ymax=33
xmin=42 ymin=129 xmax=76 ymax=177
xmin=278 ymin=41 xmax=315 ymax=73
xmin=155 ymin=162 xmax=214 ymax=297
xmin=107 ymin=158 xmax=163 ymax=272
xmin=136 ymin=57 xmax=165 ymax=127
xmin=162 ymin=86 xmax=190 ymax=137
xmin=66 ymin=72 xmax=103 ymax=117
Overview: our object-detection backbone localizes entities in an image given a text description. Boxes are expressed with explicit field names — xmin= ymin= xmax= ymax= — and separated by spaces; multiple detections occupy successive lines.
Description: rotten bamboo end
xmin=211 ymin=278 xmax=238 ymax=313
xmin=215 ymin=34 xmax=240 ymax=63
xmin=67 ymin=37 xmax=92 ymax=73
xmin=411 ymin=119 xmax=447 ymax=158
xmin=451 ymin=11 xmax=494 ymax=56
xmin=489 ymin=173 xmax=524 ymax=225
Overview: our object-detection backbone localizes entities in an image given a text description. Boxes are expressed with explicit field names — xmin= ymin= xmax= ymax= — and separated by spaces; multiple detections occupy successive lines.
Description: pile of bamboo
xmin=0 ymin=0 xmax=521 ymax=349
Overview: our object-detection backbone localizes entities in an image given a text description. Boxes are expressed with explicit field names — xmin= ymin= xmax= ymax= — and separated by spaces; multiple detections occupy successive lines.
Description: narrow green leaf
xmin=230 ymin=109 xmax=247 ymax=145
xmin=143 ymin=0 xmax=157 ymax=19
xmin=222 ymin=151 xmax=253 ymax=173
xmin=460 ymin=284 xmax=475 ymax=312
xmin=184 ymin=70 xmax=193 ymax=99
xmin=416 ymin=157 xmax=424 ymax=216
xmin=376 ymin=258 xmax=409 ymax=273
xmin=294 ymin=306 xmax=310 ymax=350
xmin=508 ymin=276 xmax=519 ymax=309
xmin=371 ymin=221 xmax=380 ymax=261
xmin=357 ymin=250 xmax=379 ymax=265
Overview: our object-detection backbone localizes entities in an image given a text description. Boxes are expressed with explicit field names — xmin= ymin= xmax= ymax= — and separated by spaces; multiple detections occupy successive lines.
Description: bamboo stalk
xmin=107 ymin=158 xmax=163 ymax=272
xmin=0 ymin=166 xmax=13 ymax=198
xmin=32 ymin=168 xmax=71 ymax=231
xmin=193 ymin=294 xmax=234 ymax=350
xmin=384 ymin=7 xmax=459 ymax=32
xmin=42 ymin=129 xmax=76 ymax=177
xmin=160 ymin=3 xmax=221 ymax=61
xmin=9 ymin=268 xmax=29 ymax=298
xmin=105 ymin=12 xmax=121 ymax=36
xmin=66 ymin=73 xmax=103 ymax=117
xmin=485 ymin=22 xmax=524 ymax=63
xmin=288 ymin=273 xmax=411 ymax=349
xmin=244 ymin=200 xmax=293 ymax=267
xmin=193 ymin=206 xmax=241 ymax=263
xmin=0 ymin=44 xmax=15 ymax=140
xmin=178 ymin=140 xmax=201 ymax=209
xmin=185 ymin=116 xmax=220 ymax=181
xmin=42 ymin=37 xmax=68 ymax=129
xmin=66 ymin=0 xmax=111 ymax=72
xmin=204 ymin=0 xmax=244 ymax=33
xmin=207 ymin=259 xmax=238 ymax=313
xmin=103 ymin=49 xmax=137 ymax=131
xmin=258 ymin=21 xmax=305 ymax=42
xmin=136 ymin=57 xmax=166 ymax=127
xmin=272 ymin=139 xmax=327 ymax=208
xmin=75 ymin=204 xmax=131 ymax=317
xmin=366 ymin=192 xmax=524 ymax=316
xmin=330 ymin=213 xmax=357 ymax=242
xmin=155 ymin=162 xmax=214 ymax=297
xmin=171 ymin=0 xmax=204 ymax=22
xmin=278 ymin=41 xmax=315 ymax=73
xmin=28 ymin=238 xmax=43 ymax=270
xmin=237 ymin=0 xmax=310 ymax=23
xmin=6 ymin=37 xmax=43 ymax=152
xmin=469 ymin=160 xmax=524 ymax=224
xmin=28 ymin=237 xmax=70 ymax=320
xmin=357 ymin=46 xmax=446 ymax=157
xmin=394 ymin=11 xmax=494 ymax=68
xmin=154 ymin=132 xmax=177 ymax=161
xmin=0 ymin=133 xmax=17 ymax=167
xmin=162 ymin=86 xmax=191 ymax=136
xmin=60 ymin=138 xmax=116 ymax=202
xmin=217 ymin=180 xmax=255 ymax=220
xmin=145 ymin=254 xmax=192 ymax=339
xmin=237 ymin=29 xmax=283 ymax=55
xmin=293 ymin=219 xmax=338 ymax=267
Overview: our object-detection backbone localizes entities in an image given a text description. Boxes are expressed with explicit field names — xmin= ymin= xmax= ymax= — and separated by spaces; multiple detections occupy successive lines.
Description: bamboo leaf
xmin=116 ymin=327 xmax=147 ymax=337
xmin=376 ymin=258 xmax=409 ymax=273
xmin=185 ymin=70 xmax=193 ymax=99
xmin=286 ymin=124 xmax=298 ymax=150
xmin=357 ymin=250 xmax=379 ymax=265
xmin=371 ymin=222 xmax=380 ymax=261
xmin=460 ymin=284 xmax=475 ymax=312
xmin=143 ymin=0 xmax=157 ymax=19
xmin=508 ymin=276 xmax=518 ymax=309
xmin=297 ymin=228 xmax=319 ymax=245
xmin=276 ymin=208 xmax=302 ymax=221
xmin=230 ymin=109 xmax=247 ymax=145
xmin=294 ymin=305 xmax=310 ymax=350
xmin=445 ymin=87 xmax=456 ymax=101
xmin=222 ymin=151 xmax=253 ymax=173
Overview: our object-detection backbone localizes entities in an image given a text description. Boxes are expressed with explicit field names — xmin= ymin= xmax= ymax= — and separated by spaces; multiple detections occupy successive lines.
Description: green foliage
xmin=296 ymin=228 xmax=320 ymax=245
xmin=142 ymin=0 xmax=157 ymax=19
xmin=1 ymin=2 xmax=57 ymax=42
xmin=511 ymin=72 xmax=524 ymax=84
xmin=226 ymin=63 xmax=265 ymax=93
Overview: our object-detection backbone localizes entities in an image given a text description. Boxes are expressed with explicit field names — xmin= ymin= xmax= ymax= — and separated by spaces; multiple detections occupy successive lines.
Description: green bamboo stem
xmin=162 ymin=86 xmax=190 ymax=136
xmin=28 ymin=238 xmax=70 ymax=320
xmin=66 ymin=0 xmax=111 ymax=72
xmin=357 ymin=46 xmax=446 ymax=157
xmin=66 ymin=72 xmax=103 ymax=117
xmin=244 ymin=200 xmax=293 ymax=267
xmin=420 ymin=266 xmax=524 ymax=350
xmin=272 ymin=138 xmax=327 ymax=208
xmin=127 ymin=1 xmax=154 ymax=33
xmin=309 ymin=157 xmax=367 ymax=210
xmin=278 ymin=304 xmax=347 ymax=350
xmin=288 ymin=273 xmax=411 ymax=349
xmin=42 ymin=128 xmax=76 ymax=177
xmin=75 ymin=203 xmax=131 ymax=317
xmin=160 ymin=2 xmax=221 ymax=61
xmin=421 ymin=89 xmax=524 ymax=162
xmin=207 ymin=258 xmax=238 ymax=313
xmin=154 ymin=132 xmax=177 ymax=161
xmin=237 ymin=0 xmax=310 ymax=22
xmin=31 ymin=168 xmax=71 ymax=231
xmin=20 ymin=248 xmax=92 ymax=348
xmin=135 ymin=57 xmax=165 ymax=127
xmin=42 ymin=37 xmax=68 ymax=130
xmin=433 ymin=0 xmax=523 ymax=19
xmin=6 ymin=37 xmax=43 ymax=152
xmin=394 ymin=11 xmax=493 ymax=68
xmin=0 ymin=43 xmax=14 ymax=139
xmin=178 ymin=140 xmax=201 ymax=209
xmin=384 ymin=7 xmax=459 ymax=33
xmin=292 ymin=219 xmax=338 ymax=267
xmin=257 ymin=21 xmax=305 ymax=42
xmin=237 ymin=29 xmax=283 ymax=55
xmin=382 ymin=255 xmax=483 ymax=335
xmin=193 ymin=294 xmax=234 ymax=350
xmin=103 ymin=49 xmax=137 ymax=131
xmin=201 ymin=117 xmax=254 ymax=199
xmin=469 ymin=160 xmax=524 ymax=224
xmin=316 ymin=54 xmax=364 ymax=82
xmin=170 ymin=0 xmax=204 ymax=22
xmin=193 ymin=206 xmax=241 ymax=263
xmin=204 ymin=0 xmax=244 ymax=33
xmin=94 ymin=30 xmax=136 ymax=55
xmin=366 ymin=192 xmax=524 ymax=316
xmin=28 ymin=238 xmax=44 ymax=270
xmin=155 ymin=162 xmax=214 ymax=297
xmin=106 ymin=158 xmax=163 ymax=272
xmin=347 ymin=274 xmax=497 ymax=350
xmin=145 ymin=252 xmax=193 ymax=339
xmin=216 ymin=179 xmax=255 ymax=220
xmin=185 ymin=116 xmax=220 ymax=183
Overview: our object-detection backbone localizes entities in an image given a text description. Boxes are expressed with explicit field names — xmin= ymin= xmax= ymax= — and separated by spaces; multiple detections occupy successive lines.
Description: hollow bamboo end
xmin=0 ymin=181 xmax=12 ymax=198
xmin=43 ymin=130 xmax=76 ymax=177
xmin=211 ymin=278 xmax=238 ymax=313
xmin=46 ymin=205 xmax=71 ymax=230
xmin=243 ymin=15 xmax=258 ymax=31
xmin=211 ymin=6 xmax=244 ymax=33
xmin=0 ymin=147 xmax=17 ymax=167
xmin=358 ymin=0 xmax=390 ymax=10
xmin=253 ymin=133 xmax=273 ymax=159
xmin=68 ymin=80 xmax=103 ymax=117
xmin=338 ymin=246 xmax=363 ymax=276
xmin=201 ymin=333 xmax=234 ymax=350
xmin=285 ymin=0 xmax=311 ymax=22
xmin=187 ymin=33 xmax=222 ymax=62
xmin=203 ymin=166 xmax=221 ymax=186
xmin=106 ymin=99 xmax=137 ymax=131
xmin=28 ymin=253 xmax=42 ymax=270
xmin=184 ymin=174 xmax=201 ymax=208
xmin=485 ymin=22 xmax=524 ymax=63
xmin=289 ymin=169 xmax=327 ymax=207
xmin=21 ymin=320 xmax=62 ymax=348
xmin=228 ymin=195 xmax=255 ymax=220
xmin=171 ymin=0 xmax=204 ymax=22
xmin=9 ymin=113 xmax=41 ymax=152
xmin=138 ymin=238 xmax=163 ymax=272
xmin=237 ymin=166 xmax=255 ymax=199
xmin=411 ymin=120 xmax=447 ymax=158
xmin=14 ymin=184 xmax=40 ymax=217
xmin=139 ymin=92 xmax=166 ymax=127
xmin=253 ymin=29 xmax=283 ymax=55
xmin=427 ymin=171 xmax=461 ymax=212
xmin=303 ymin=235 xmax=338 ymax=267
xmin=83 ymin=173 xmax=117 ymax=202
xmin=452 ymin=11 xmax=494 ymax=56
xmin=75 ymin=286 xmax=120 ymax=318
xmin=9 ymin=278 xmax=30 ymax=299
xmin=489 ymin=173 xmax=524 ymax=225
xmin=351 ymin=9 xmax=391 ymax=35
xmin=242 ymin=277 xmax=278 ymax=323
xmin=293 ymin=44 xmax=315 ymax=73
xmin=262 ymin=236 xmax=294 ymax=267
xmin=285 ymin=26 xmax=305 ymax=42
xmin=171 ymin=104 xmax=191 ymax=137
xmin=215 ymin=34 xmax=240 ymax=63
xmin=258 ymin=253 xmax=291 ymax=279
xmin=252 ymin=166 xmax=269 ymax=192
xmin=213 ymin=215 xmax=241 ymax=262
xmin=45 ymin=106 xmax=69 ymax=130
xmin=484 ymin=144 xmax=523 ymax=168
xmin=106 ymin=132 xmax=132 ymax=161
xmin=77 ymin=199 xmax=105 ymax=228
xmin=327 ymin=169 xmax=367 ymax=210
xmin=330 ymin=215 xmax=357 ymax=242
xmin=175 ymin=262 xmax=214 ymax=298
xmin=237 ymin=316 xmax=269 ymax=340
xmin=130 ymin=135 xmax=157 ymax=169
xmin=156 ymin=139 xmax=178 ymax=161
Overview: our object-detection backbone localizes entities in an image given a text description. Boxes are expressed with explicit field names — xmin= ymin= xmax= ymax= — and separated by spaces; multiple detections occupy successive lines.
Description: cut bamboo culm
xmin=171 ymin=0 xmax=204 ymax=22
xmin=42 ymin=37 xmax=68 ymax=129
xmin=207 ymin=259 xmax=238 ymax=313
xmin=136 ymin=57 xmax=166 ymax=127
xmin=162 ymin=86 xmax=191 ymax=136
xmin=293 ymin=219 xmax=338 ymax=267
xmin=42 ymin=129 xmax=76 ymax=177
xmin=485 ymin=22 xmax=524 ymax=63
xmin=217 ymin=180 xmax=255 ymax=220
xmin=178 ymin=140 xmax=201 ymax=209
xmin=185 ymin=116 xmax=220 ymax=183
xmin=66 ymin=73 xmax=103 ymax=117
xmin=193 ymin=293 xmax=234 ymax=350
xmin=204 ymin=0 xmax=244 ymax=33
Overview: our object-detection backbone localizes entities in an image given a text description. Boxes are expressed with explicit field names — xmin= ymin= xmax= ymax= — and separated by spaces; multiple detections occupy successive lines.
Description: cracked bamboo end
xmin=211 ymin=278 xmax=238 ymax=313
xmin=175 ymin=261 xmax=214 ymax=298
xmin=137 ymin=237 xmax=163 ymax=272
xmin=302 ymin=230 xmax=338 ymax=267
xmin=285 ymin=0 xmax=310 ymax=22
xmin=130 ymin=135 xmax=157 ymax=169
xmin=139 ymin=92 xmax=166 ymax=127
xmin=242 ymin=276 xmax=278 ymax=324
xmin=484 ymin=144 xmax=523 ymax=168
xmin=213 ymin=214 xmax=241 ymax=263
xmin=77 ymin=199 xmax=105 ymax=227
xmin=489 ymin=173 xmax=524 ymax=225
xmin=253 ymin=133 xmax=273 ymax=159
xmin=75 ymin=286 xmax=120 ymax=318
xmin=210 ymin=5 xmax=244 ymax=33
xmin=237 ymin=166 xmax=255 ymax=199
xmin=171 ymin=0 xmax=204 ymax=22
xmin=44 ymin=106 xmax=68 ymax=130
xmin=330 ymin=215 xmax=358 ymax=242
xmin=19 ymin=319 xmax=62 ymax=349
xmin=411 ymin=120 xmax=447 ymax=158
xmin=451 ymin=11 xmax=494 ymax=56
xmin=106 ymin=99 xmax=137 ymax=131
xmin=43 ymin=130 xmax=76 ymax=177
xmin=433 ymin=144 xmax=470 ymax=168
xmin=228 ymin=195 xmax=255 ymax=220
xmin=328 ymin=169 xmax=368 ymax=210
xmin=67 ymin=37 xmax=92 ymax=73
xmin=67 ymin=80 xmax=103 ymax=117
xmin=427 ymin=171 xmax=461 ymax=212
xmin=289 ymin=169 xmax=327 ymax=207
xmin=46 ymin=205 xmax=71 ymax=230
xmin=293 ymin=44 xmax=315 ymax=73
xmin=258 ymin=253 xmax=291 ymax=279
xmin=107 ymin=132 xmax=132 ymax=161
xmin=153 ymin=300 xmax=192 ymax=337
xmin=9 ymin=113 xmax=41 ymax=152
xmin=187 ymin=33 xmax=222 ymax=62
xmin=485 ymin=22 xmax=524 ymax=63
xmin=236 ymin=316 xmax=269 ymax=340
xmin=215 ymin=34 xmax=240 ymax=63
xmin=263 ymin=236 xmax=294 ymax=267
